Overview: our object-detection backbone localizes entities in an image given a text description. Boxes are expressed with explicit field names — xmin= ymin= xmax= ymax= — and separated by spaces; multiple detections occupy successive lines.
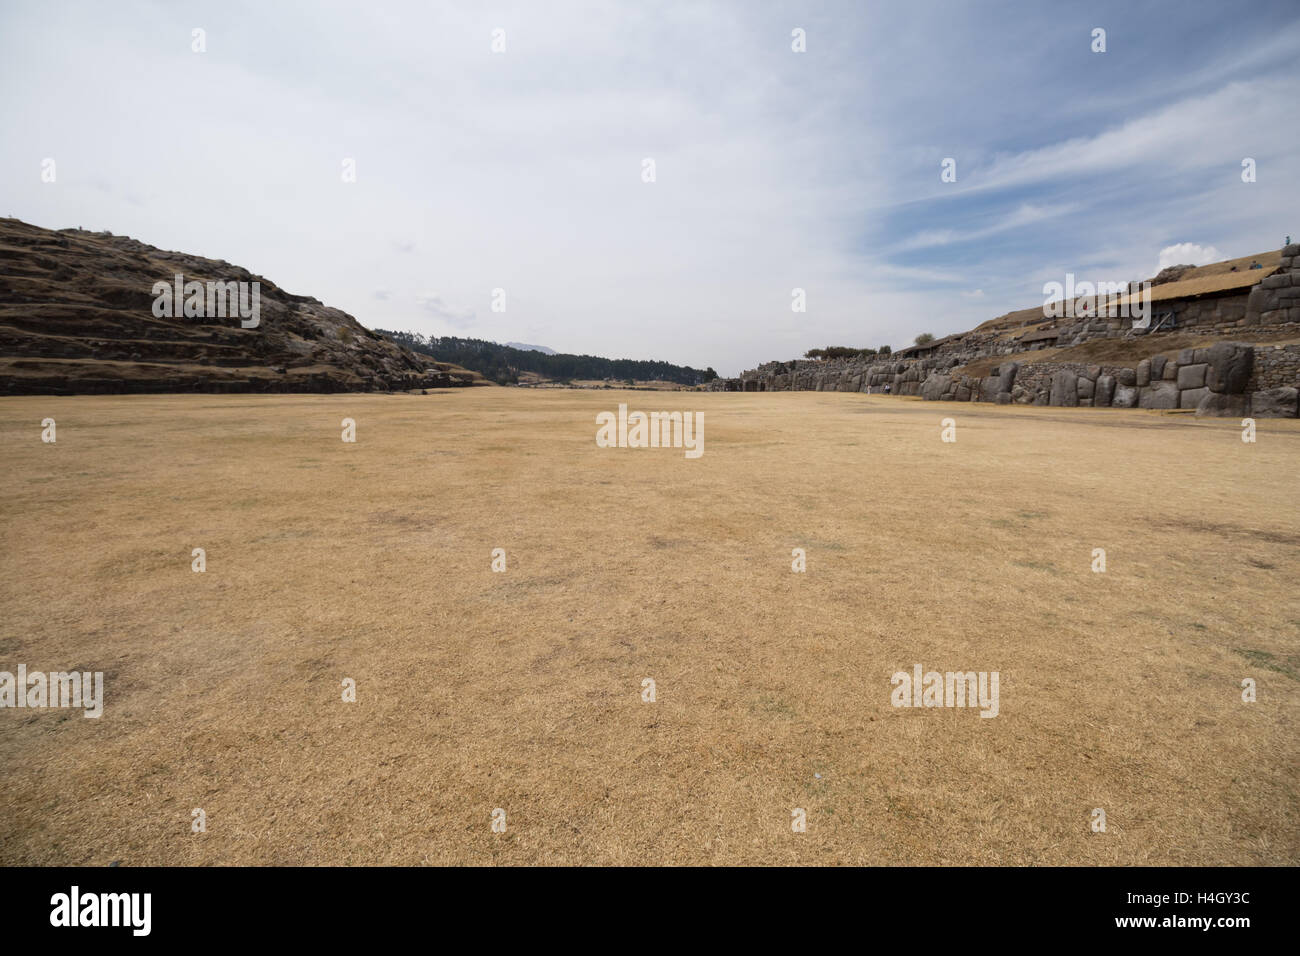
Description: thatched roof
xmin=1110 ymin=262 xmax=1278 ymax=310
xmin=973 ymin=249 xmax=1283 ymax=332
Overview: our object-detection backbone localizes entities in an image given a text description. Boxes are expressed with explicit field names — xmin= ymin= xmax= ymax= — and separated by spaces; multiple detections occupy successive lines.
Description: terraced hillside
xmin=0 ymin=218 xmax=485 ymax=394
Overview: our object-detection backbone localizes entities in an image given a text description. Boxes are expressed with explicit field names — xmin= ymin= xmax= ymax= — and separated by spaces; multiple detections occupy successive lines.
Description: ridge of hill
xmin=0 ymin=218 xmax=485 ymax=394
xmin=377 ymin=330 xmax=718 ymax=387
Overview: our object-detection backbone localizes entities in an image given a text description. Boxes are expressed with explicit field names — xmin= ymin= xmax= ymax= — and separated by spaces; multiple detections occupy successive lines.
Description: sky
xmin=2 ymin=1 xmax=1298 ymax=376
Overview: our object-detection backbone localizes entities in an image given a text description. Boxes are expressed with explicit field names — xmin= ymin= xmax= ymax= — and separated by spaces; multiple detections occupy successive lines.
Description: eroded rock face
xmin=1153 ymin=263 xmax=1196 ymax=285
xmin=0 ymin=217 xmax=483 ymax=394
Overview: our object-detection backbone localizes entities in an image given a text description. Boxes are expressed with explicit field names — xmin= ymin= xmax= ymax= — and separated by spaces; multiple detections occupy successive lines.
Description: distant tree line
xmin=376 ymin=330 xmax=719 ymax=386
xmin=803 ymin=345 xmax=892 ymax=361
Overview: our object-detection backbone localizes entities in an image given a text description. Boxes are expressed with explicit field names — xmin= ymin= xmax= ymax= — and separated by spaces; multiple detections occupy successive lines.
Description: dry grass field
xmin=1 ymin=389 xmax=1297 ymax=866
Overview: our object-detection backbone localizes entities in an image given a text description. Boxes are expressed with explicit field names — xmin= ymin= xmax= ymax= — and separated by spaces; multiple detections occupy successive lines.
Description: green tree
xmin=913 ymin=333 xmax=935 ymax=346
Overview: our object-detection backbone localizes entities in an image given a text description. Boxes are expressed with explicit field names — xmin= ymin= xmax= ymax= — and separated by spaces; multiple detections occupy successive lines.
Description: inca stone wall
xmin=713 ymin=244 xmax=1300 ymax=418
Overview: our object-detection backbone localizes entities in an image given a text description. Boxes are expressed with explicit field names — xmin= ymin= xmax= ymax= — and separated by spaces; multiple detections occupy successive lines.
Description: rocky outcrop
xmin=0 ymin=218 xmax=486 ymax=394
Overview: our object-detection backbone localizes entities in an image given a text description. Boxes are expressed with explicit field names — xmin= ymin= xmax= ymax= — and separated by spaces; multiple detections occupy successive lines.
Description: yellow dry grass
xmin=1 ymin=390 xmax=1297 ymax=865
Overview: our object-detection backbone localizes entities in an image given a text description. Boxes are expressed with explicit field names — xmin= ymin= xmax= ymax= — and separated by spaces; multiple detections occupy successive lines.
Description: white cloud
xmin=1157 ymin=243 xmax=1223 ymax=271
xmin=895 ymin=203 xmax=1079 ymax=252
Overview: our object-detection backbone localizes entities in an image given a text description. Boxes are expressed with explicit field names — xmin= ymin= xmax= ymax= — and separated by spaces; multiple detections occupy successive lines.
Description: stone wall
xmin=1253 ymin=344 xmax=1300 ymax=390
xmin=1160 ymin=290 xmax=1249 ymax=329
xmin=713 ymin=244 xmax=1300 ymax=417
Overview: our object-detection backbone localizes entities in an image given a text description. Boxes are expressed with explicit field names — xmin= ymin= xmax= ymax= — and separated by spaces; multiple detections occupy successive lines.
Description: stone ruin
xmin=710 ymin=244 xmax=1300 ymax=418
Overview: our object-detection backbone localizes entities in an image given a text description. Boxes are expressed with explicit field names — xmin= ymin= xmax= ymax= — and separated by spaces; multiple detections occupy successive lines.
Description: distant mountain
xmin=376 ymin=331 xmax=718 ymax=387
xmin=505 ymin=342 xmax=556 ymax=355
xmin=0 ymin=218 xmax=486 ymax=394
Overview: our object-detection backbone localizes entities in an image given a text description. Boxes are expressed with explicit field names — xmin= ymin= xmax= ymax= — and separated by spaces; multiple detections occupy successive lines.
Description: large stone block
xmin=921 ymin=373 xmax=952 ymax=401
xmin=1247 ymin=287 xmax=1279 ymax=315
xmin=979 ymin=375 xmax=1001 ymax=402
xmin=1000 ymin=362 xmax=1020 ymax=392
xmin=1117 ymin=367 xmax=1137 ymax=387
xmin=1112 ymin=385 xmax=1139 ymax=408
xmin=1196 ymin=392 xmax=1250 ymax=417
xmin=1077 ymin=376 xmax=1095 ymax=399
xmin=1176 ymin=363 xmax=1207 ymax=389
xmin=1162 ymin=360 xmax=1179 ymax=381
xmin=1205 ymin=341 xmax=1254 ymax=393
xmin=1095 ymin=374 xmax=1115 ymax=407
xmin=1049 ymin=370 xmax=1078 ymax=406
xmin=1150 ymin=355 xmax=1167 ymax=379
xmin=1179 ymin=386 xmax=1209 ymax=409
xmin=1138 ymin=382 xmax=1179 ymax=409
xmin=1251 ymin=387 xmax=1299 ymax=418
xmin=1136 ymin=359 xmax=1151 ymax=387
